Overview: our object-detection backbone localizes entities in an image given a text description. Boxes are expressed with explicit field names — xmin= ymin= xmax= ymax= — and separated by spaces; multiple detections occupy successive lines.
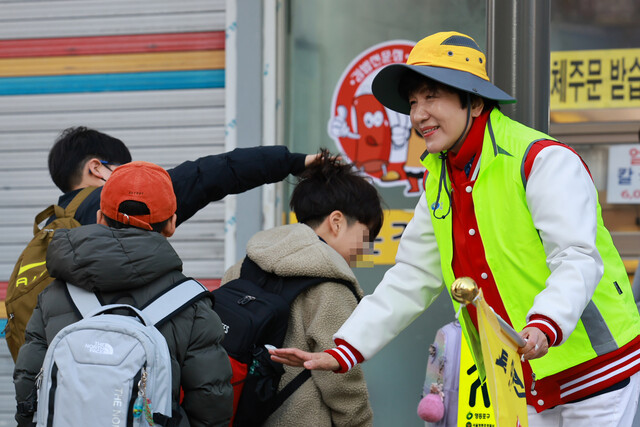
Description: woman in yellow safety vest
xmin=271 ymin=31 xmax=640 ymax=426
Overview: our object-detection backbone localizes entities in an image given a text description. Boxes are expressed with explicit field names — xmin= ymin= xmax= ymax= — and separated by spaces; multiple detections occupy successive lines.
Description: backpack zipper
xmin=237 ymin=295 xmax=256 ymax=305
xmin=3 ymin=314 xmax=12 ymax=334
xmin=35 ymin=368 xmax=44 ymax=390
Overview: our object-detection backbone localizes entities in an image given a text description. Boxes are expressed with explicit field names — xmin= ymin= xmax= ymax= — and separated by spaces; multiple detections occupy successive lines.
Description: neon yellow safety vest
xmin=421 ymin=108 xmax=640 ymax=379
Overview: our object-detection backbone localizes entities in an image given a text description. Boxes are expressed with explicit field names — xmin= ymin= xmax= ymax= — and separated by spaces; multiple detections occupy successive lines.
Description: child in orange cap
xmin=14 ymin=161 xmax=233 ymax=427
xmin=97 ymin=160 xmax=178 ymax=234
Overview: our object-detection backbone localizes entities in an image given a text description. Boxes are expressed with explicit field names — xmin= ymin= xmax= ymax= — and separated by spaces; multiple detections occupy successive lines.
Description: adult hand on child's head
xmin=304 ymin=153 xmax=322 ymax=166
xmin=518 ymin=327 xmax=549 ymax=360
xmin=304 ymin=151 xmax=343 ymax=167
xmin=269 ymin=347 xmax=340 ymax=371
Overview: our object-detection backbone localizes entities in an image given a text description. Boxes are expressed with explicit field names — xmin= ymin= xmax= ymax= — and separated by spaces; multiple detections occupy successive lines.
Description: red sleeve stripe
xmin=332 ymin=345 xmax=357 ymax=368
xmin=338 ymin=344 xmax=359 ymax=366
xmin=334 ymin=338 xmax=365 ymax=363
xmin=324 ymin=339 xmax=365 ymax=373
xmin=527 ymin=316 xmax=560 ymax=346
xmin=335 ymin=346 xmax=355 ymax=370
xmin=324 ymin=348 xmax=352 ymax=373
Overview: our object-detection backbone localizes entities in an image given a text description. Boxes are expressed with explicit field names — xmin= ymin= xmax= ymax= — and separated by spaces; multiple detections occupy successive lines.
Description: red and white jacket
xmin=326 ymin=111 xmax=640 ymax=411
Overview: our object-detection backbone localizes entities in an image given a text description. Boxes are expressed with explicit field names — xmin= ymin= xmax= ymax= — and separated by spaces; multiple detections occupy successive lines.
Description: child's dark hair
xmin=48 ymin=126 xmax=132 ymax=192
xmin=398 ymin=69 xmax=497 ymax=113
xmin=103 ymin=200 xmax=170 ymax=233
xmin=290 ymin=150 xmax=384 ymax=240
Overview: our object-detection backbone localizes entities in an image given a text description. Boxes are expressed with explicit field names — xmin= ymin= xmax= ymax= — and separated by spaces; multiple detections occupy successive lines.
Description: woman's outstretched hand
xmin=269 ymin=347 xmax=340 ymax=371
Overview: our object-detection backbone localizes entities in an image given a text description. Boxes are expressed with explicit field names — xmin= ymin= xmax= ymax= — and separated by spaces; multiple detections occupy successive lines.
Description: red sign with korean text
xmin=328 ymin=40 xmax=427 ymax=196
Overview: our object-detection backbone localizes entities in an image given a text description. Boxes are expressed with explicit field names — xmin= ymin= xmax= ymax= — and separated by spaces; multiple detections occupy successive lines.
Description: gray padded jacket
xmin=13 ymin=224 xmax=233 ymax=427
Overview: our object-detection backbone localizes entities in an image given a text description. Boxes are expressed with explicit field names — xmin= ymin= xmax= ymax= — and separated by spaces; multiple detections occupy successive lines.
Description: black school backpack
xmin=212 ymin=257 xmax=361 ymax=427
xmin=5 ymin=186 xmax=97 ymax=361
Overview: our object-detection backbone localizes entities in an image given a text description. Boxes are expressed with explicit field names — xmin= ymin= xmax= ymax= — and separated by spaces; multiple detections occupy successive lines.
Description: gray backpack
xmin=35 ymin=279 xmax=208 ymax=427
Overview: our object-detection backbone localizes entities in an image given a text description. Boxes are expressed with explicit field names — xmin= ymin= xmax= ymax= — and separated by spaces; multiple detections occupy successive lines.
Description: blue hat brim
xmin=372 ymin=63 xmax=516 ymax=115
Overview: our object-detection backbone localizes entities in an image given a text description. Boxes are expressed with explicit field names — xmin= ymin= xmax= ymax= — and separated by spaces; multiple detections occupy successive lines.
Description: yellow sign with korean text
xmin=476 ymin=292 xmax=528 ymax=427
xmin=366 ymin=209 xmax=414 ymax=265
xmin=458 ymin=330 xmax=496 ymax=427
xmin=550 ymin=48 xmax=640 ymax=110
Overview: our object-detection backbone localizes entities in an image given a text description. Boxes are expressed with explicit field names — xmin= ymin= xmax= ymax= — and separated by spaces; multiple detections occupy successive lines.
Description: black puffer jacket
xmin=13 ymin=224 xmax=233 ymax=427
xmin=54 ymin=146 xmax=307 ymax=226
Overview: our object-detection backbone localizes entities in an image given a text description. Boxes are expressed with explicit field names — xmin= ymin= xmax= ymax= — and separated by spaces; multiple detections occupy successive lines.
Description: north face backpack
xmin=212 ymin=257 xmax=361 ymax=427
xmin=5 ymin=186 xmax=97 ymax=361
xmin=34 ymin=279 xmax=208 ymax=427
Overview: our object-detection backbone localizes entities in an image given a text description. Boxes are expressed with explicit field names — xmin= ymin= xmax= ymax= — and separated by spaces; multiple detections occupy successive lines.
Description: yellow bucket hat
xmin=372 ymin=31 xmax=516 ymax=114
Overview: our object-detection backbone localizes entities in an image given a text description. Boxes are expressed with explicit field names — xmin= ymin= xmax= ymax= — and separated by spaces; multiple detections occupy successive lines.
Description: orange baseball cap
xmin=372 ymin=31 xmax=516 ymax=114
xmin=100 ymin=161 xmax=176 ymax=231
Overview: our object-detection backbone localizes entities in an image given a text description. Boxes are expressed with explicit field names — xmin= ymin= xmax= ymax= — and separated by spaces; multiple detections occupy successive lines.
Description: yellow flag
xmin=475 ymin=291 xmax=528 ymax=427
xmin=458 ymin=329 xmax=496 ymax=426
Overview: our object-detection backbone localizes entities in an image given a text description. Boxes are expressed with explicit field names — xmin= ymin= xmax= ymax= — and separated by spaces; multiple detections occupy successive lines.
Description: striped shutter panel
xmin=0 ymin=2 xmax=227 ymax=419
xmin=0 ymin=0 xmax=227 ymax=282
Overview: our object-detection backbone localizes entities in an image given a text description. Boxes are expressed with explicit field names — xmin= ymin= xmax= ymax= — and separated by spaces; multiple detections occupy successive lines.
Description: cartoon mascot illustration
xmin=328 ymin=41 xmax=425 ymax=196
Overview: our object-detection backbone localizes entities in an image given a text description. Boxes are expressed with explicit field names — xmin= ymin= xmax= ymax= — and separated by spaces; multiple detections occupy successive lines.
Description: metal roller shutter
xmin=0 ymin=1 xmax=226 ymax=423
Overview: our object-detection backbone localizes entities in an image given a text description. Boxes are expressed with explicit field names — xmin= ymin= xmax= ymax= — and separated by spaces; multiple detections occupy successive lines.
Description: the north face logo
xmin=85 ymin=341 xmax=114 ymax=355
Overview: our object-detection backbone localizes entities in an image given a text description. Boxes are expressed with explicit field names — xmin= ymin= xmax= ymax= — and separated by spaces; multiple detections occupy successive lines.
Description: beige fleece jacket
xmin=222 ymin=223 xmax=373 ymax=427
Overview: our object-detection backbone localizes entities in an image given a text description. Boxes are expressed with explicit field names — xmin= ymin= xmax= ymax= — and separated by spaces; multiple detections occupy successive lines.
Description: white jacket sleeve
xmin=333 ymin=194 xmax=445 ymax=360
xmin=525 ymin=145 xmax=604 ymax=344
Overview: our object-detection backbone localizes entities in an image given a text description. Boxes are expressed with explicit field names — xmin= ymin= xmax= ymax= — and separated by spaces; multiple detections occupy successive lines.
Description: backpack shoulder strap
xmin=238 ymin=257 xmax=269 ymax=286
xmin=32 ymin=187 xmax=98 ymax=236
xmin=239 ymin=257 xmax=321 ymax=303
xmin=240 ymin=257 xmax=362 ymax=304
xmin=66 ymin=282 xmax=102 ymax=318
xmin=267 ymin=369 xmax=311 ymax=417
xmin=64 ymin=186 xmax=98 ymax=217
xmin=142 ymin=279 xmax=209 ymax=327
xmin=33 ymin=205 xmax=59 ymax=235
xmin=66 ymin=279 xmax=209 ymax=326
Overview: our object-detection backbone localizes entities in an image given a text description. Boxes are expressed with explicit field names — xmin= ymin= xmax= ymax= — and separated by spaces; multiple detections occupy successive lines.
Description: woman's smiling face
xmin=408 ymin=83 xmax=483 ymax=154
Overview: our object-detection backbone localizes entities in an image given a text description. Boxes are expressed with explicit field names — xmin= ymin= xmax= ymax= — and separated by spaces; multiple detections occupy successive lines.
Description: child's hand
xmin=269 ymin=347 xmax=340 ymax=371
